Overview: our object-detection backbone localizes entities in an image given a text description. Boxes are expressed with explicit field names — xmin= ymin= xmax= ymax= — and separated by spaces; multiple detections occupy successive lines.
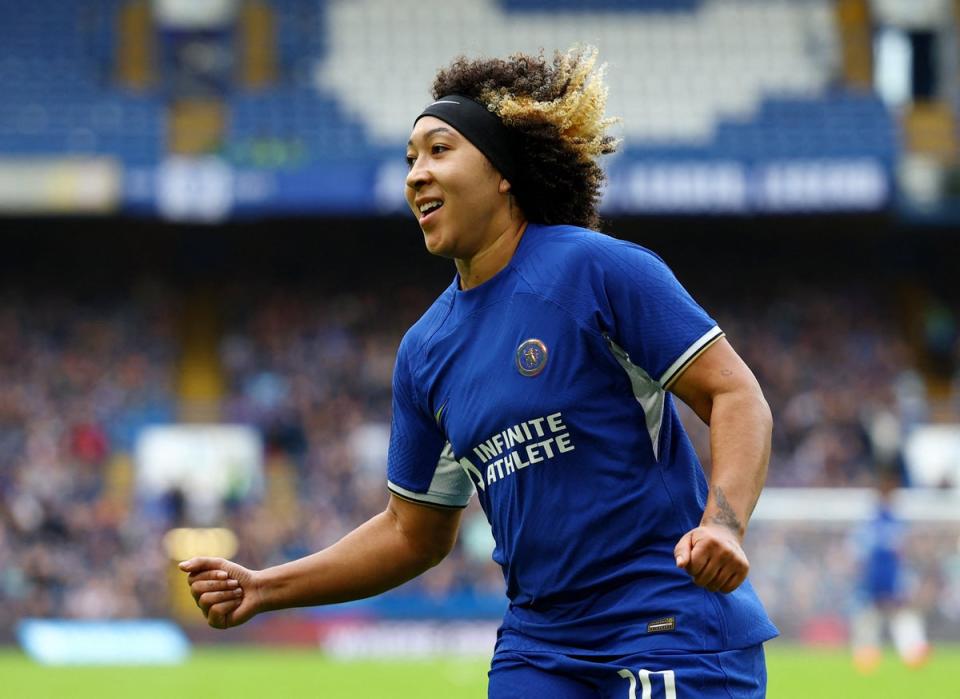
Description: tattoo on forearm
xmin=710 ymin=486 xmax=743 ymax=534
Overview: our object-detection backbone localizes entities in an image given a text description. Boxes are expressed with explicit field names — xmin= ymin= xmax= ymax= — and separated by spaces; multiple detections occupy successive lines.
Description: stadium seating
xmin=0 ymin=0 xmax=164 ymax=165
xmin=703 ymin=92 xmax=896 ymax=163
xmin=218 ymin=0 xmax=900 ymax=210
xmin=0 ymin=0 xmax=899 ymax=204
xmin=317 ymin=0 xmax=879 ymax=152
xmin=273 ymin=0 xmax=328 ymax=78
xmin=226 ymin=87 xmax=369 ymax=166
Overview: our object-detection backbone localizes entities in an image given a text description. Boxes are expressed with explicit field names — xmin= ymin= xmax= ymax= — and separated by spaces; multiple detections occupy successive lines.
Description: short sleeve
xmin=600 ymin=243 xmax=723 ymax=389
xmin=386 ymin=335 xmax=474 ymax=508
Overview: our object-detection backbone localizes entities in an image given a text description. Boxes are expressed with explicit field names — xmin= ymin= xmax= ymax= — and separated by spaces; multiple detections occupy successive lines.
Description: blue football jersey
xmin=856 ymin=504 xmax=905 ymax=603
xmin=387 ymin=223 xmax=778 ymax=654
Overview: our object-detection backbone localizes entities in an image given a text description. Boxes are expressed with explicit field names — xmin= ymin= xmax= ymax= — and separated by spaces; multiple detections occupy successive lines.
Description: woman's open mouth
xmin=418 ymin=200 xmax=444 ymax=224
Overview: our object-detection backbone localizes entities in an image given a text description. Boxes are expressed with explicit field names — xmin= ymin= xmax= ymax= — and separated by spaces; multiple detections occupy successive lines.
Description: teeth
xmin=419 ymin=201 xmax=442 ymax=214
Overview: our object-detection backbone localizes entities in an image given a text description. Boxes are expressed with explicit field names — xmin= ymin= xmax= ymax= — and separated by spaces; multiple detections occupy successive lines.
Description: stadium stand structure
xmin=0 ymin=0 xmax=903 ymax=216
xmin=0 ymin=0 xmax=164 ymax=166
xmin=226 ymin=88 xmax=370 ymax=167
xmin=226 ymin=0 xmax=370 ymax=168
xmin=272 ymin=0 xmax=899 ymax=214
xmin=319 ymin=0 xmax=885 ymax=145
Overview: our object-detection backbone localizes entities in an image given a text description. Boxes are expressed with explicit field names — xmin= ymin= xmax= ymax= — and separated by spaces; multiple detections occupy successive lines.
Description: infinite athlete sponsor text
xmin=457 ymin=412 xmax=575 ymax=490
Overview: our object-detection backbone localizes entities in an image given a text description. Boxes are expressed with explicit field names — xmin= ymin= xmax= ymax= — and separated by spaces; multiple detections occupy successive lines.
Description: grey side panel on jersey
xmin=604 ymin=334 xmax=667 ymax=461
xmin=387 ymin=442 xmax=475 ymax=508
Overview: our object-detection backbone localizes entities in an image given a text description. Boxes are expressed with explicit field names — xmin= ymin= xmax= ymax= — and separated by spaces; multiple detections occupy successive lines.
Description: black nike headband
xmin=414 ymin=95 xmax=517 ymax=183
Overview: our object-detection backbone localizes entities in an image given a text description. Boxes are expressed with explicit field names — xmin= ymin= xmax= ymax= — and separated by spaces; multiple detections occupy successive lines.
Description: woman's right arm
xmin=180 ymin=493 xmax=464 ymax=629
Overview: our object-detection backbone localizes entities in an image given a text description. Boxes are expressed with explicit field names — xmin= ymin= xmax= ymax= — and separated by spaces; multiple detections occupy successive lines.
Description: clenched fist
xmin=179 ymin=557 xmax=263 ymax=629
xmin=674 ymin=524 xmax=749 ymax=594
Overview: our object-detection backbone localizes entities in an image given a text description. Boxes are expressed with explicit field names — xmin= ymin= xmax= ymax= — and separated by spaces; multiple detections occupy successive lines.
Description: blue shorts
xmin=488 ymin=643 xmax=767 ymax=698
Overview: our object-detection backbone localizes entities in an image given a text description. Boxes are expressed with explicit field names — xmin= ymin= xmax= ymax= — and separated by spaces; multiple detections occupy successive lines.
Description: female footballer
xmin=181 ymin=48 xmax=778 ymax=697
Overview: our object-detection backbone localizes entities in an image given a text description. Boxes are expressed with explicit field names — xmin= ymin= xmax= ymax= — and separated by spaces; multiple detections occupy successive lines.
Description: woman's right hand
xmin=179 ymin=557 xmax=263 ymax=629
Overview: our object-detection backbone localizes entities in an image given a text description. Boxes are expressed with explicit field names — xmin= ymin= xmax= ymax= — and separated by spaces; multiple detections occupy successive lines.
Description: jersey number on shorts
xmin=617 ymin=668 xmax=677 ymax=699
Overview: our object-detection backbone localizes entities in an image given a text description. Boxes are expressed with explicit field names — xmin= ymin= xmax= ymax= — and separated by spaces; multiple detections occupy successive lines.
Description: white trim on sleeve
xmin=659 ymin=326 xmax=725 ymax=389
xmin=387 ymin=481 xmax=470 ymax=509
xmin=386 ymin=442 xmax=474 ymax=509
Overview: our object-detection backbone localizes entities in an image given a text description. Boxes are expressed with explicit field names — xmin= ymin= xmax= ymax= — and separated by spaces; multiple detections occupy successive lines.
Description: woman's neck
xmin=455 ymin=218 xmax=528 ymax=290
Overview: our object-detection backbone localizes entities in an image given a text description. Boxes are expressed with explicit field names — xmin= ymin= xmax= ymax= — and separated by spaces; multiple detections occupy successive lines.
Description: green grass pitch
xmin=1 ymin=643 xmax=956 ymax=698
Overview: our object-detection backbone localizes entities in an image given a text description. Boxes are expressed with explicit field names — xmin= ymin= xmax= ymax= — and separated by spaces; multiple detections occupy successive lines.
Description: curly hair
xmin=431 ymin=46 xmax=620 ymax=230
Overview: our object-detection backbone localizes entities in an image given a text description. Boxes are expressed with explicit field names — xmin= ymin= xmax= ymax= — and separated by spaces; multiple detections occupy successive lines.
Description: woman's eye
xmin=406 ymin=145 xmax=446 ymax=167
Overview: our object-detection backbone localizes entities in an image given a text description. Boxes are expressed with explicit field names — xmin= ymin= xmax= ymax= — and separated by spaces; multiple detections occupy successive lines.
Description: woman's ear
xmin=499 ymin=177 xmax=512 ymax=194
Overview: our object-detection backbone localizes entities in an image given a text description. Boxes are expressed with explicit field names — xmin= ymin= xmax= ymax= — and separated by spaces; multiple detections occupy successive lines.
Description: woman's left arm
xmin=668 ymin=337 xmax=773 ymax=593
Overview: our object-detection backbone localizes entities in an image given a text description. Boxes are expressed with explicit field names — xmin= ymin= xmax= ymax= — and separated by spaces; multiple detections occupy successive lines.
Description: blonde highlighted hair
xmin=432 ymin=46 xmax=620 ymax=229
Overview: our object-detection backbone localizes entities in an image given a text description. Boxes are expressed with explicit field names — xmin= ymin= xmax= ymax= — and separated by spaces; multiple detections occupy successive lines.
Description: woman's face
xmin=405 ymin=116 xmax=510 ymax=259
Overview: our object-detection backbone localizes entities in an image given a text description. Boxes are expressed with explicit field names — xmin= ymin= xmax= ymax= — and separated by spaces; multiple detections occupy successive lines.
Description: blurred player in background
xmin=850 ymin=470 xmax=931 ymax=673
xmin=181 ymin=47 xmax=778 ymax=697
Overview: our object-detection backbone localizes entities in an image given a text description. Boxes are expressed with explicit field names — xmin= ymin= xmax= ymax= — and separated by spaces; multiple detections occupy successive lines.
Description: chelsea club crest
xmin=516 ymin=338 xmax=548 ymax=377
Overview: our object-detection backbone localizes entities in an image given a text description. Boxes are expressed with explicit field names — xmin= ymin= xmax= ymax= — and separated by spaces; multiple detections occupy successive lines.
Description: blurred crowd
xmin=703 ymin=283 xmax=923 ymax=487
xmin=0 ymin=271 xmax=957 ymax=642
xmin=0 ymin=283 xmax=178 ymax=640
xmin=214 ymin=279 xmax=507 ymax=604
xmin=746 ymin=517 xmax=960 ymax=642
